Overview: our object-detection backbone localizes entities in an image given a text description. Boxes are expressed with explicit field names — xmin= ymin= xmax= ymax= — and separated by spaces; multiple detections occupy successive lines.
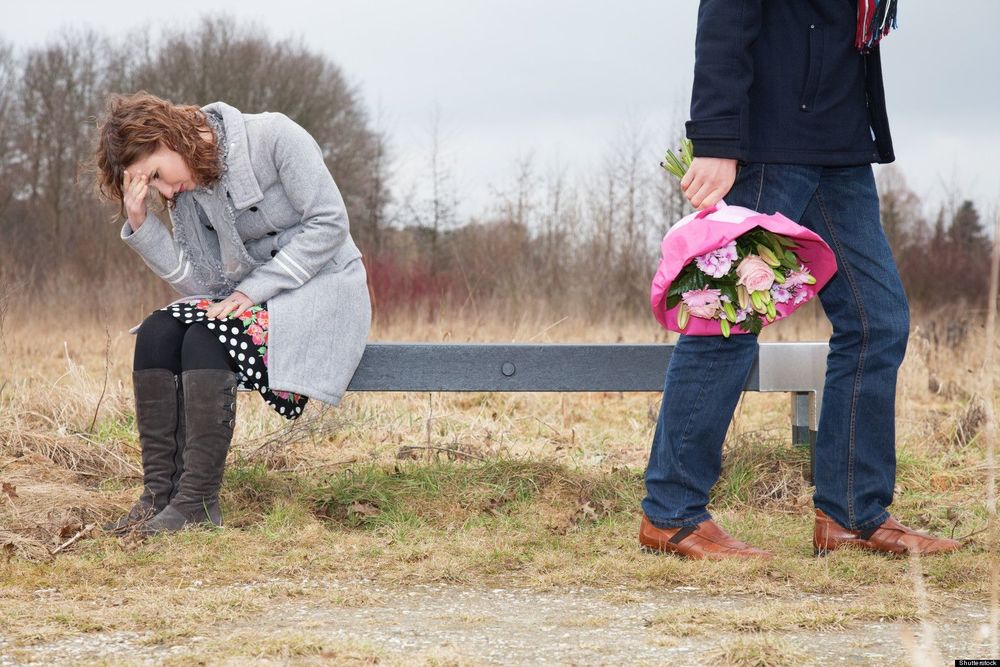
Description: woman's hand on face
xmin=122 ymin=170 xmax=149 ymax=230
xmin=680 ymin=157 xmax=738 ymax=210
xmin=205 ymin=291 xmax=254 ymax=320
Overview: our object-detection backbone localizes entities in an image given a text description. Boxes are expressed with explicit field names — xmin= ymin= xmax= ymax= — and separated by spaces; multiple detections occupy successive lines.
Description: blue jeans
xmin=642 ymin=163 xmax=909 ymax=531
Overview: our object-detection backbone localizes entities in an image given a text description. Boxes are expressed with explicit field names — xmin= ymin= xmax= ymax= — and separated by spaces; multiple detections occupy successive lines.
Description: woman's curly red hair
xmin=95 ymin=91 xmax=220 ymax=214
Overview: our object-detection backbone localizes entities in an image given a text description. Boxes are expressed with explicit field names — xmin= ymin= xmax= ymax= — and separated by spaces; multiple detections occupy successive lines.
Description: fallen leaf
xmin=58 ymin=521 xmax=83 ymax=539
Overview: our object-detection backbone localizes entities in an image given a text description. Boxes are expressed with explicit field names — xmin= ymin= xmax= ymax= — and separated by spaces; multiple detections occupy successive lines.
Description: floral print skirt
xmin=163 ymin=299 xmax=308 ymax=420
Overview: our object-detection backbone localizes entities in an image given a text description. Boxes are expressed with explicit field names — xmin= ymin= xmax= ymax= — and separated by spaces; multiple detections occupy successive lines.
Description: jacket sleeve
xmin=120 ymin=212 xmax=209 ymax=297
xmin=235 ymin=114 xmax=351 ymax=305
xmin=684 ymin=0 xmax=762 ymax=161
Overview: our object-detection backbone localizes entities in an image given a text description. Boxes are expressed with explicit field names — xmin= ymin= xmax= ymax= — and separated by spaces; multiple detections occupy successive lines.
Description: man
xmin=640 ymin=0 xmax=961 ymax=559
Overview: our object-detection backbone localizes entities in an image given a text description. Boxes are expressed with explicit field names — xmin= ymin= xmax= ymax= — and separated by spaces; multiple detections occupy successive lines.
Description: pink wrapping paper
xmin=650 ymin=203 xmax=838 ymax=335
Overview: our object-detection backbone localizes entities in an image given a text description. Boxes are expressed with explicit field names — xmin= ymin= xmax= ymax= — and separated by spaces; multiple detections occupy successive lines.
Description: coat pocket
xmin=799 ymin=24 xmax=825 ymax=113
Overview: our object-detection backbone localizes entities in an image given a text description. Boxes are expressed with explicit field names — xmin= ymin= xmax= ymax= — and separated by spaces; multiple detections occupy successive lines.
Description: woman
xmin=95 ymin=92 xmax=371 ymax=535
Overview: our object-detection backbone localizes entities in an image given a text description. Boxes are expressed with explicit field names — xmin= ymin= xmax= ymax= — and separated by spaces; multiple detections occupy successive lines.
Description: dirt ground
xmin=1 ymin=579 xmax=992 ymax=666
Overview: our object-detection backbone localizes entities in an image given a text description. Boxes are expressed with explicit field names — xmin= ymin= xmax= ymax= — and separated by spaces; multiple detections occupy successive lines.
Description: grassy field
xmin=0 ymin=302 xmax=997 ymax=665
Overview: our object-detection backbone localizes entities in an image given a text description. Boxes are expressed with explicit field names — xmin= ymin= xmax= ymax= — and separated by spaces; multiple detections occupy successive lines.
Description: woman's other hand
xmin=123 ymin=170 xmax=149 ymax=230
xmin=205 ymin=291 xmax=254 ymax=320
xmin=681 ymin=157 xmax=738 ymax=210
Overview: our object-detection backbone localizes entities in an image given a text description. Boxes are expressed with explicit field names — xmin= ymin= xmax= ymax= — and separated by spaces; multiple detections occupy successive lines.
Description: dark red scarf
xmin=856 ymin=0 xmax=899 ymax=52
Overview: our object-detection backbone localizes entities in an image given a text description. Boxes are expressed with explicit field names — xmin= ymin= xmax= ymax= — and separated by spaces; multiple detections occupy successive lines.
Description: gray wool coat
xmin=121 ymin=101 xmax=371 ymax=405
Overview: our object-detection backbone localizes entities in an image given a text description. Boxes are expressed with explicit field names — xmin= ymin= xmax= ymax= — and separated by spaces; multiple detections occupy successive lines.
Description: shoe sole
xmin=813 ymin=543 xmax=913 ymax=558
xmin=641 ymin=544 xmax=773 ymax=561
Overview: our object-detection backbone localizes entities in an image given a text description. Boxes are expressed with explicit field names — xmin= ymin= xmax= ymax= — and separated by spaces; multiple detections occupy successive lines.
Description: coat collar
xmin=200 ymin=101 xmax=264 ymax=210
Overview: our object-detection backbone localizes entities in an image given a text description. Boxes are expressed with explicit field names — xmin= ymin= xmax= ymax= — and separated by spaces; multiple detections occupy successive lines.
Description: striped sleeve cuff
xmin=270 ymin=249 xmax=310 ymax=286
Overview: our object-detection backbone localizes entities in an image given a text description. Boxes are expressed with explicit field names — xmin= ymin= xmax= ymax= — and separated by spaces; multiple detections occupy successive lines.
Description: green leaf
xmin=668 ymin=268 xmax=707 ymax=298
xmin=741 ymin=313 xmax=764 ymax=336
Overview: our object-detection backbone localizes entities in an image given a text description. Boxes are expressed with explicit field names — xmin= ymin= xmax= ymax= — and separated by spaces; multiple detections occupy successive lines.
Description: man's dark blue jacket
xmin=685 ymin=0 xmax=894 ymax=166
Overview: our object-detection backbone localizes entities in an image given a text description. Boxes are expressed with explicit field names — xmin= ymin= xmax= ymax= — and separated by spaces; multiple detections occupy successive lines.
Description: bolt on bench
xmin=348 ymin=342 xmax=828 ymax=477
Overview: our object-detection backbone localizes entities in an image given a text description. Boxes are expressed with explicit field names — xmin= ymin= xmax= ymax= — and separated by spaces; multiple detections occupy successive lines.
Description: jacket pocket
xmin=799 ymin=24 xmax=825 ymax=113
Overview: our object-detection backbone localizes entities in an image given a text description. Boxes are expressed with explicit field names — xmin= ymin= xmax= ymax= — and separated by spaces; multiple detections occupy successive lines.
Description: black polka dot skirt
xmin=163 ymin=299 xmax=308 ymax=420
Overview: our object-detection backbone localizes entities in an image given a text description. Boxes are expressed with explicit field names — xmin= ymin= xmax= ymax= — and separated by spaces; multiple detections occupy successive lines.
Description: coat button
xmin=271 ymin=250 xmax=278 ymax=258
xmin=250 ymin=206 xmax=258 ymax=212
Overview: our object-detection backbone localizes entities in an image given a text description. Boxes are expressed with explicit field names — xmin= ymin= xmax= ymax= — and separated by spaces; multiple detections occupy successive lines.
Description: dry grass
xmin=707 ymin=635 xmax=807 ymax=667
xmin=0 ymin=297 xmax=997 ymax=661
xmin=647 ymin=595 xmax=919 ymax=636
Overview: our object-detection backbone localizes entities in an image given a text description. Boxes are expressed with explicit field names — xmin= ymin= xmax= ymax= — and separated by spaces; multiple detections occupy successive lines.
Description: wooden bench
xmin=348 ymin=342 xmax=827 ymax=477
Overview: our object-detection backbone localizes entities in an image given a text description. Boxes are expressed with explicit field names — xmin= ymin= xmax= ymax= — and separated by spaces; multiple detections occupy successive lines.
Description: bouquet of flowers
xmin=651 ymin=140 xmax=838 ymax=337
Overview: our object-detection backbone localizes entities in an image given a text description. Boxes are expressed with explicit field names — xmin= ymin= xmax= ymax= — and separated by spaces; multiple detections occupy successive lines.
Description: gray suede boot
xmin=104 ymin=369 xmax=183 ymax=534
xmin=138 ymin=369 xmax=237 ymax=535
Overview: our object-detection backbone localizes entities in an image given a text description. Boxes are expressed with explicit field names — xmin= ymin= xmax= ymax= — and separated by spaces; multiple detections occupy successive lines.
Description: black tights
xmin=134 ymin=310 xmax=236 ymax=374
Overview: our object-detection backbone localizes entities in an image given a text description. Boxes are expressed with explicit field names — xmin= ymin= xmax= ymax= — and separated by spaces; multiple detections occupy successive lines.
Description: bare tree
xmin=0 ymin=40 xmax=19 ymax=222
xmin=355 ymin=106 xmax=394 ymax=257
xmin=16 ymin=30 xmax=108 ymax=264
xmin=610 ymin=123 xmax=655 ymax=314
xmin=877 ymin=165 xmax=922 ymax=254
xmin=419 ymin=107 xmax=458 ymax=275
xmin=537 ymin=159 xmax=577 ymax=303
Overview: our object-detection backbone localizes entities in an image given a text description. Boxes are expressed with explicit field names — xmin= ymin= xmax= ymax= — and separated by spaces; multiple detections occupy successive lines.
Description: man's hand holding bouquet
xmin=651 ymin=140 xmax=838 ymax=337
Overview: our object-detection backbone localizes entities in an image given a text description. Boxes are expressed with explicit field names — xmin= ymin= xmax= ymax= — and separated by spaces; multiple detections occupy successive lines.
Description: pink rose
xmin=681 ymin=287 xmax=723 ymax=319
xmin=736 ymin=255 xmax=775 ymax=293
xmin=247 ymin=323 xmax=266 ymax=346
xmin=255 ymin=310 xmax=269 ymax=329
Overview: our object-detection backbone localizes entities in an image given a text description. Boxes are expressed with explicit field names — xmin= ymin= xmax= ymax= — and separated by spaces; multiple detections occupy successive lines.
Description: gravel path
xmin=2 ymin=581 xmax=993 ymax=665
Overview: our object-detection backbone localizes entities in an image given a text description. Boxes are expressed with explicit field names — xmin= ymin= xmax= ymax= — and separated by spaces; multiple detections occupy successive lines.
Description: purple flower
xmin=681 ymin=286 xmax=723 ymax=319
xmin=732 ymin=307 xmax=750 ymax=324
xmin=695 ymin=241 xmax=738 ymax=278
xmin=770 ymin=284 xmax=793 ymax=304
xmin=792 ymin=286 xmax=810 ymax=305
xmin=784 ymin=265 xmax=813 ymax=288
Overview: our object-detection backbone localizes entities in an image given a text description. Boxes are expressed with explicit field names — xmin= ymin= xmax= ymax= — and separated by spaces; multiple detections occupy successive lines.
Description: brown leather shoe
xmin=639 ymin=515 xmax=773 ymax=560
xmin=813 ymin=509 xmax=962 ymax=556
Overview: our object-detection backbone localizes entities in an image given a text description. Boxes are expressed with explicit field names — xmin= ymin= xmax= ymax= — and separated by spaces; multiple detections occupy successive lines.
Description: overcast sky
xmin=3 ymin=1 xmax=998 ymax=223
